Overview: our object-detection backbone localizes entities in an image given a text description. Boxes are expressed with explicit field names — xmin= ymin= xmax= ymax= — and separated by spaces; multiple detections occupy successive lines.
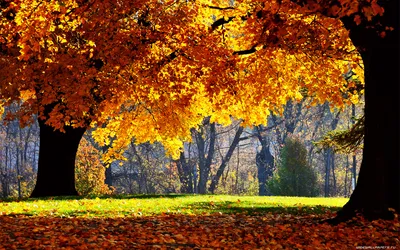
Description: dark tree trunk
xmin=195 ymin=121 xmax=216 ymax=194
xmin=176 ymin=152 xmax=194 ymax=193
xmin=330 ymin=112 xmax=340 ymax=197
xmin=351 ymin=104 xmax=358 ymax=190
xmin=325 ymin=111 xmax=340 ymax=197
xmin=2 ymin=145 xmax=10 ymax=198
xmin=324 ymin=148 xmax=331 ymax=197
xmin=105 ymin=165 xmax=113 ymax=187
xmin=209 ymin=126 xmax=244 ymax=193
xmin=30 ymin=119 xmax=86 ymax=197
xmin=255 ymin=126 xmax=275 ymax=196
xmin=333 ymin=1 xmax=400 ymax=221
xmin=256 ymin=147 xmax=274 ymax=196
xmin=344 ymin=156 xmax=349 ymax=197
xmin=331 ymin=153 xmax=337 ymax=196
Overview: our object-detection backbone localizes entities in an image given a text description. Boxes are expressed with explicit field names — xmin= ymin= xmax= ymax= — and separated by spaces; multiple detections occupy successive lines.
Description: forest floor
xmin=0 ymin=195 xmax=398 ymax=249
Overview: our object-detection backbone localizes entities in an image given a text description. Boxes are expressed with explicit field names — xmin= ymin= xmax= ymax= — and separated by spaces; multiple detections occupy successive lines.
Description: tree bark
xmin=332 ymin=1 xmax=400 ymax=221
xmin=105 ymin=165 xmax=113 ymax=187
xmin=30 ymin=119 xmax=86 ymax=197
xmin=176 ymin=152 xmax=194 ymax=193
xmin=325 ymin=110 xmax=340 ymax=197
xmin=209 ymin=126 xmax=244 ymax=193
xmin=255 ymin=126 xmax=275 ymax=196
xmin=324 ymin=148 xmax=331 ymax=197
xmin=196 ymin=123 xmax=216 ymax=194
xmin=331 ymin=153 xmax=337 ymax=196
xmin=351 ymin=104 xmax=357 ymax=191
xmin=195 ymin=119 xmax=216 ymax=194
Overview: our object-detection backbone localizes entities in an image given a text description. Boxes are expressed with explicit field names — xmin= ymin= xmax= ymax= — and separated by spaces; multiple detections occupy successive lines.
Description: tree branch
xmin=233 ymin=45 xmax=258 ymax=55
xmin=211 ymin=16 xmax=235 ymax=30
xmin=207 ymin=6 xmax=235 ymax=11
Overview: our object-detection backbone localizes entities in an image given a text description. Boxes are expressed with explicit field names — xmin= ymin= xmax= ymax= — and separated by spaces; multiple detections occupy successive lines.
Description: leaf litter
xmin=0 ymin=212 xmax=398 ymax=249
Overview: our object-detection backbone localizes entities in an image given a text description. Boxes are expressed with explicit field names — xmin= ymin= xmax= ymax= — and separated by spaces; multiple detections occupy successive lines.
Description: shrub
xmin=75 ymin=138 xmax=114 ymax=196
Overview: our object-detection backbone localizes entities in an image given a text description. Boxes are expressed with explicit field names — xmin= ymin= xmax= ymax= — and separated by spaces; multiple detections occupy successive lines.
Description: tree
xmin=0 ymin=104 xmax=39 ymax=198
xmin=209 ymin=123 xmax=244 ymax=193
xmin=255 ymin=99 xmax=305 ymax=195
xmin=268 ymin=137 xmax=318 ymax=197
xmin=175 ymin=151 xmax=196 ymax=194
xmin=254 ymin=126 xmax=275 ymax=196
xmin=206 ymin=0 xmax=398 ymax=220
xmin=188 ymin=118 xmax=244 ymax=194
xmin=75 ymin=137 xmax=113 ymax=196
xmin=0 ymin=1 xmax=237 ymax=197
xmin=323 ymin=107 xmax=341 ymax=197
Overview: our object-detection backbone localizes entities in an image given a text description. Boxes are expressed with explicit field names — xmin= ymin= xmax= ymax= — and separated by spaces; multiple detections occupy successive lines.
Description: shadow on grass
xmin=181 ymin=200 xmax=342 ymax=216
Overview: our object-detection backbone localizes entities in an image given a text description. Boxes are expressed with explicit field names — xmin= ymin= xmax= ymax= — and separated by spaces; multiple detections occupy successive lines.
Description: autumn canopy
xmin=0 ymin=0 xmax=363 ymax=158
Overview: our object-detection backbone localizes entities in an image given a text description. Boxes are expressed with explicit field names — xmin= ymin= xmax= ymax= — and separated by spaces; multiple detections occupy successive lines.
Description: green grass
xmin=0 ymin=194 xmax=348 ymax=218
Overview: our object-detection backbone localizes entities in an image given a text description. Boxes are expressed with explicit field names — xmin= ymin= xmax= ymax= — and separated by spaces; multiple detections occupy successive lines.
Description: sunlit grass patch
xmin=0 ymin=195 xmax=348 ymax=218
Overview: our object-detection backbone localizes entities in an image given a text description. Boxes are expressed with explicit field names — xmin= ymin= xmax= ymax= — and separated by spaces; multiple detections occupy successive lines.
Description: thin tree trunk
xmin=3 ymin=145 xmax=10 ymax=197
xmin=351 ymin=104 xmax=357 ymax=191
xmin=344 ymin=156 xmax=349 ymax=197
xmin=209 ymin=126 xmax=243 ymax=193
xmin=331 ymin=153 xmax=336 ymax=196
xmin=16 ymin=147 xmax=21 ymax=198
xmin=324 ymin=148 xmax=331 ymax=197
xmin=234 ymin=146 xmax=240 ymax=194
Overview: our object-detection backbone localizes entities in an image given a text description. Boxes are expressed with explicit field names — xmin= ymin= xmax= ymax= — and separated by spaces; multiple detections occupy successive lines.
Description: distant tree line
xmin=0 ymin=99 xmax=363 ymax=198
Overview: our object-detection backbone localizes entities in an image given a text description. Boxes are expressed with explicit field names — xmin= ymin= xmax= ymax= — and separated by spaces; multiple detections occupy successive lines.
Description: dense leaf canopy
xmin=0 ymin=0 xmax=376 ymax=159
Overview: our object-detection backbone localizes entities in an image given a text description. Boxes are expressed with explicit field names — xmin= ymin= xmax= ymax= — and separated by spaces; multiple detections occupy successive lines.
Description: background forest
xmin=0 ymin=98 xmax=363 ymax=198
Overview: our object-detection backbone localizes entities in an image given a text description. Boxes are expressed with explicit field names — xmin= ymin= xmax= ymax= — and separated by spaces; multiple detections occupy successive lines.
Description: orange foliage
xmin=75 ymin=137 xmax=113 ymax=196
xmin=0 ymin=0 xmax=385 ymax=158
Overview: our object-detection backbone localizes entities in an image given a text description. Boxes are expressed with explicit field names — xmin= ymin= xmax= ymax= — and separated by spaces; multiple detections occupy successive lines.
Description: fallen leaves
xmin=0 ymin=212 xmax=398 ymax=249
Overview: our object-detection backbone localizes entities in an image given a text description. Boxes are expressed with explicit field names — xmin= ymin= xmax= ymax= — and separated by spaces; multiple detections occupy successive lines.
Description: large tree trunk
xmin=195 ymin=121 xmax=216 ymax=194
xmin=30 ymin=119 xmax=86 ymax=197
xmin=333 ymin=2 xmax=399 ymax=221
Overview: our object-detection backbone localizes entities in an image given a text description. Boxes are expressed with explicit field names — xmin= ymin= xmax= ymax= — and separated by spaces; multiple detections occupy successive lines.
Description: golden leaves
xmin=1 ymin=0 xmax=368 ymax=158
xmin=75 ymin=137 xmax=114 ymax=195
xmin=0 ymin=103 xmax=4 ymax=118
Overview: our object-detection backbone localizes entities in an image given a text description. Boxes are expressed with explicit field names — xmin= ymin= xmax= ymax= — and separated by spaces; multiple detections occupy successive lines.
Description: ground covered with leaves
xmin=0 ymin=195 xmax=399 ymax=249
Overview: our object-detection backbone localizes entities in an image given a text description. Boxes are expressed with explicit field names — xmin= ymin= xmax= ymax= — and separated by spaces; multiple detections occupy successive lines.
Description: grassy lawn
xmin=0 ymin=194 xmax=347 ymax=217
xmin=0 ymin=195 xmax=398 ymax=249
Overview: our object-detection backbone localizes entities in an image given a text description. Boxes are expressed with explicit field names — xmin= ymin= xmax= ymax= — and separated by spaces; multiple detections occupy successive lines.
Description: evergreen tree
xmin=268 ymin=137 xmax=318 ymax=197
